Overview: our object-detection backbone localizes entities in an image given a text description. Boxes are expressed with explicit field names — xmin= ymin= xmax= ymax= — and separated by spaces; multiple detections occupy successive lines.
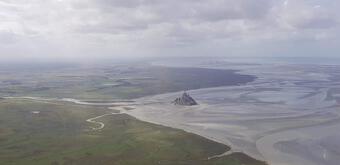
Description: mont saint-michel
xmin=1 ymin=0 xmax=338 ymax=164
xmin=172 ymin=92 xmax=198 ymax=106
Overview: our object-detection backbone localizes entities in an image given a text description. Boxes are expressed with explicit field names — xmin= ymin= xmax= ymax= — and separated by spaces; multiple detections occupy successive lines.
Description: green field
xmin=0 ymin=65 xmax=264 ymax=165
xmin=0 ymin=99 xmax=265 ymax=165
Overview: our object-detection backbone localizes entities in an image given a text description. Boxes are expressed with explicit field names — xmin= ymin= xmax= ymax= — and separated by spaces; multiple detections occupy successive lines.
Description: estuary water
xmin=125 ymin=59 xmax=340 ymax=165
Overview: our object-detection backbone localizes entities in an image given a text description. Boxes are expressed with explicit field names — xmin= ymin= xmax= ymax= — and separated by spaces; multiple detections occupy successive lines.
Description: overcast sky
xmin=0 ymin=0 xmax=339 ymax=62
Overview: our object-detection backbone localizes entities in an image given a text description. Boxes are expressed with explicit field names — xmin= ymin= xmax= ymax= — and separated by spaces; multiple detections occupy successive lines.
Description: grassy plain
xmin=0 ymin=99 xmax=265 ymax=165
xmin=0 ymin=64 xmax=264 ymax=165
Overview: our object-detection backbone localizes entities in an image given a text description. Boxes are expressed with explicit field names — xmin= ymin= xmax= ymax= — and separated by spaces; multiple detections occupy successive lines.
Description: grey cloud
xmin=193 ymin=0 xmax=274 ymax=21
xmin=93 ymin=0 xmax=159 ymax=8
xmin=88 ymin=0 xmax=274 ymax=23
xmin=0 ymin=0 xmax=339 ymax=60
xmin=71 ymin=0 xmax=276 ymax=41
xmin=0 ymin=31 xmax=18 ymax=44
xmin=295 ymin=16 xmax=337 ymax=29
xmin=277 ymin=0 xmax=338 ymax=30
xmin=76 ymin=22 xmax=148 ymax=34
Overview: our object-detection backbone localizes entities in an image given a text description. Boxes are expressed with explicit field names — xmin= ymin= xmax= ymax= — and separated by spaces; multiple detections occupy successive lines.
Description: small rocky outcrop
xmin=172 ymin=92 xmax=198 ymax=106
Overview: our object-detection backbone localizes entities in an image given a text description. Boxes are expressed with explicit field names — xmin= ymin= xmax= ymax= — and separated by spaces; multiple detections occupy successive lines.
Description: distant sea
xmin=222 ymin=56 xmax=340 ymax=65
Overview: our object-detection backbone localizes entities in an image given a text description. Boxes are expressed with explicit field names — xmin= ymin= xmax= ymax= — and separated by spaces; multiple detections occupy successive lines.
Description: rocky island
xmin=172 ymin=92 xmax=198 ymax=106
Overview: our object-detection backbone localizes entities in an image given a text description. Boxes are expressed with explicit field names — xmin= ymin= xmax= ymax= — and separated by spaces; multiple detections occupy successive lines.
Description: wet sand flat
xmin=126 ymin=61 xmax=340 ymax=165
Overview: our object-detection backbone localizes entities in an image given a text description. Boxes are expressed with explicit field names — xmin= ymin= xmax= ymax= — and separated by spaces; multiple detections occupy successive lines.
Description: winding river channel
xmin=5 ymin=61 xmax=340 ymax=165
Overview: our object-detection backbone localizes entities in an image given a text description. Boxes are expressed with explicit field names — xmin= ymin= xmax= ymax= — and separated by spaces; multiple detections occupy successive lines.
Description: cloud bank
xmin=0 ymin=0 xmax=339 ymax=61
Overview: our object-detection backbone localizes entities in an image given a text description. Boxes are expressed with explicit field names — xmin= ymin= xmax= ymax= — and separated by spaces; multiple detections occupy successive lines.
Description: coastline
xmin=1 ymin=66 xmax=264 ymax=164
xmin=1 ymin=96 xmax=266 ymax=165
xmin=123 ymin=107 xmax=265 ymax=162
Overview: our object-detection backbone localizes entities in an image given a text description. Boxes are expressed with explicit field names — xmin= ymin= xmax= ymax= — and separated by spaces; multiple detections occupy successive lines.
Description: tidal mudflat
xmin=125 ymin=60 xmax=340 ymax=165
xmin=2 ymin=60 xmax=339 ymax=165
xmin=0 ymin=64 xmax=264 ymax=165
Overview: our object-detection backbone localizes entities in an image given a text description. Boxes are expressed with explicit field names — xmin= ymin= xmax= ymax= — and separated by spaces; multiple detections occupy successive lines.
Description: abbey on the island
xmin=172 ymin=92 xmax=198 ymax=106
